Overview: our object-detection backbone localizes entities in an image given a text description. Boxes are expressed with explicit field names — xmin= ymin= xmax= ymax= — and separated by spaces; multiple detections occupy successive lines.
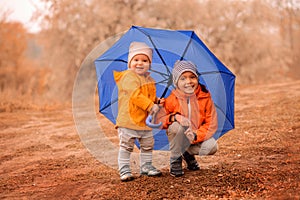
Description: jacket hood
xmin=113 ymin=70 xmax=126 ymax=82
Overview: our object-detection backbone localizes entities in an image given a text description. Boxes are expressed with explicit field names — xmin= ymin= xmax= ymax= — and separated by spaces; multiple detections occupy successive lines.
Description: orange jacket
xmin=114 ymin=70 xmax=156 ymax=130
xmin=157 ymin=84 xmax=218 ymax=144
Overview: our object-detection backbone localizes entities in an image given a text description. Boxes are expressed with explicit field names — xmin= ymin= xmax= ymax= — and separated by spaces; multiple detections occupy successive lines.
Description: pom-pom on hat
xmin=127 ymin=42 xmax=153 ymax=68
xmin=172 ymin=60 xmax=199 ymax=86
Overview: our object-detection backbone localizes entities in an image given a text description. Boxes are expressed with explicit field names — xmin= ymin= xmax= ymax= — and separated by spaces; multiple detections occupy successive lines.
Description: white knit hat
xmin=172 ymin=60 xmax=198 ymax=86
xmin=127 ymin=42 xmax=153 ymax=68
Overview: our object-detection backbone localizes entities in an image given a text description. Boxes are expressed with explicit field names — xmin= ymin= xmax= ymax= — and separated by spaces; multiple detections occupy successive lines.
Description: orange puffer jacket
xmin=157 ymin=84 xmax=218 ymax=144
xmin=114 ymin=70 xmax=156 ymax=130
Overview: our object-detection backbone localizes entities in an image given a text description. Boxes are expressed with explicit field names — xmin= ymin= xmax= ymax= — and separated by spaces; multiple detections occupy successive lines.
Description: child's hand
xmin=157 ymin=98 xmax=165 ymax=107
xmin=175 ymin=114 xmax=191 ymax=127
xmin=150 ymin=104 xmax=160 ymax=114
xmin=184 ymin=128 xmax=195 ymax=143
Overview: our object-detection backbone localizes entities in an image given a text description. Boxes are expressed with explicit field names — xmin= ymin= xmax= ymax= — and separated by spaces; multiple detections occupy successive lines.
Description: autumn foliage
xmin=0 ymin=20 xmax=49 ymax=110
xmin=0 ymin=0 xmax=300 ymax=109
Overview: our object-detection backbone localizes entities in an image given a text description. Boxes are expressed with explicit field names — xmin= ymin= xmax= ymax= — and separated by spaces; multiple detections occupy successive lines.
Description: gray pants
xmin=167 ymin=122 xmax=218 ymax=159
xmin=117 ymin=127 xmax=154 ymax=173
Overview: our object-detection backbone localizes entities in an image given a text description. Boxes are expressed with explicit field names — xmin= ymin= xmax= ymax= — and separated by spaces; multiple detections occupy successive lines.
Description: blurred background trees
xmin=0 ymin=0 xmax=299 ymax=105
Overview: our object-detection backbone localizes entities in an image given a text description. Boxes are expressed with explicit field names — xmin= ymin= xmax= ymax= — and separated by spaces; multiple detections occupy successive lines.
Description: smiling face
xmin=129 ymin=54 xmax=151 ymax=76
xmin=177 ymin=71 xmax=199 ymax=94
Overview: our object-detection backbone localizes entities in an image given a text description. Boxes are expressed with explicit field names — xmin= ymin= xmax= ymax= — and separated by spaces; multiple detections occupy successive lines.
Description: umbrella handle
xmin=146 ymin=114 xmax=162 ymax=128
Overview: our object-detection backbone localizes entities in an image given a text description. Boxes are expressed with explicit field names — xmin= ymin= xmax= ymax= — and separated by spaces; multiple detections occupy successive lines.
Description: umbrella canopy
xmin=94 ymin=26 xmax=235 ymax=150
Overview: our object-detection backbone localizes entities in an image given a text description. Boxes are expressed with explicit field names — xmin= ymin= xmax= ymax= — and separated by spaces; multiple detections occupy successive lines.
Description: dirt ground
xmin=1 ymin=80 xmax=300 ymax=200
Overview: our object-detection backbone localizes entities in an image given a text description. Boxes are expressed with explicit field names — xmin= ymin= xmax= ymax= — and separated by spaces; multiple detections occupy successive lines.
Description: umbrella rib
xmin=136 ymin=28 xmax=171 ymax=76
xmin=149 ymin=69 xmax=169 ymax=78
xmin=150 ymin=37 xmax=171 ymax=75
xmin=96 ymin=59 xmax=127 ymax=63
xmin=100 ymin=98 xmax=118 ymax=112
xmin=199 ymin=70 xmax=235 ymax=77
xmin=180 ymin=32 xmax=193 ymax=61
xmin=156 ymin=79 xmax=169 ymax=85
xmin=160 ymin=79 xmax=173 ymax=98
xmin=214 ymin=103 xmax=234 ymax=129
xmin=136 ymin=27 xmax=174 ymax=99
xmin=178 ymin=32 xmax=235 ymax=78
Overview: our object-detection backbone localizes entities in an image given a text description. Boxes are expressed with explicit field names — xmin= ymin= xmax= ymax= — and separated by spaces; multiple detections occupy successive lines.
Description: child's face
xmin=129 ymin=54 xmax=150 ymax=76
xmin=177 ymin=71 xmax=198 ymax=94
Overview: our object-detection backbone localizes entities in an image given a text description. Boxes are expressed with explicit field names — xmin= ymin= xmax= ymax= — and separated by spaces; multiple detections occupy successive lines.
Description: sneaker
xmin=170 ymin=169 xmax=184 ymax=177
xmin=140 ymin=163 xmax=162 ymax=176
xmin=120 ymin=173 xmax=134 ymax=182
xmin=119 ymin=165 xmax=134 ymax=182
xmin=182 ymin=151 xmax=200 ymax=171
xmin=170 ymin=157 xmax=184 ymax=177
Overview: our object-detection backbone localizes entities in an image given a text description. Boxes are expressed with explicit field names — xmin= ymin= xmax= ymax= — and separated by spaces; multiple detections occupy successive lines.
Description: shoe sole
xmin=140 ymin=172 xmax=162 ymax=176
xmin=187 ymin=167 xmax=200 ymax=171
xmin=120 ymin=175 xmax=134 ymax=182
xmin=170 ymin=172 xmax=184 ymax=177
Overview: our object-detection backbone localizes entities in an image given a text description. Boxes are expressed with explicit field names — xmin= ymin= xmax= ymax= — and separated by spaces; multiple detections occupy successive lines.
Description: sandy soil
xmin=1 ymin=80 xmax=300 ymax=200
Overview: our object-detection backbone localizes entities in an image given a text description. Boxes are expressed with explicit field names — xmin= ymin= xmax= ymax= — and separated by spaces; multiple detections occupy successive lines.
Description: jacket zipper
xmin=187 ymin=97 xmax=191 ymax=121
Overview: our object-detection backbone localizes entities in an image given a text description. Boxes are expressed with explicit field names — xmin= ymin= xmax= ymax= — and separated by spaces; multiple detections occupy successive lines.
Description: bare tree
xmin=0 ymin=19 xmax=28 ymax=92
xmin=35 ymin=0 xmax=205 ymax=99
xmin=274 ymin=0 xmax=300 ymax=79
xmin=34 ymin=0 xmax=300 ymax=100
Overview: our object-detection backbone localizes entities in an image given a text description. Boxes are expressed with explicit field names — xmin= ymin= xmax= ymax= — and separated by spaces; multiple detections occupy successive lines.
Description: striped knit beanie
xmin=172 ymin=60 xmax=198 ymax=87
xmin=127 ymin=42 xmax=153 ymax=68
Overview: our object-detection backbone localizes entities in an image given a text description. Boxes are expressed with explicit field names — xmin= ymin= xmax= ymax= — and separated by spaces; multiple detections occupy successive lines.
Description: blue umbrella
xmin=94 ymin=26 xmax=235 ymax=150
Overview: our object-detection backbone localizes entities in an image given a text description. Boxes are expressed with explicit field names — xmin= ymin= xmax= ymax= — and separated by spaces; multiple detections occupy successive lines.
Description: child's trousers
xmin=117 ymin=127 xmax=154 ymax=173
xmin=167 ymin=122 xmax=218 ymax=159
